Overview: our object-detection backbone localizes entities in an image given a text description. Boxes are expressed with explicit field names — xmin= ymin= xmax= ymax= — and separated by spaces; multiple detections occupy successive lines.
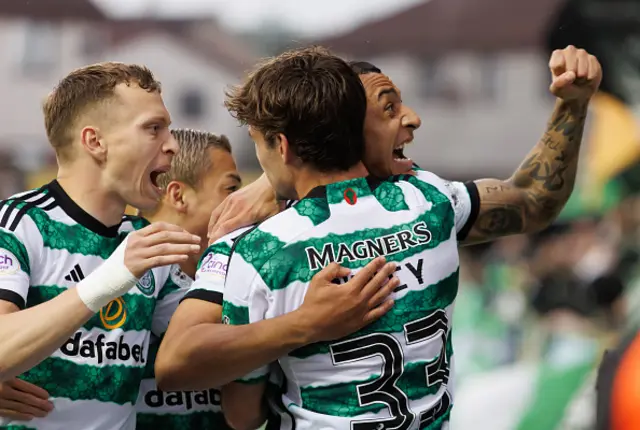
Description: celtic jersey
xmin=135 ymin=265 xmax=231 ymax=430
xmin=0 ymin=180 xmax=188 ymax=430
xmin=183 ymin=226 xmax=254 ymax=304
xmin=219 ymin=172 xmax=479 ymax=430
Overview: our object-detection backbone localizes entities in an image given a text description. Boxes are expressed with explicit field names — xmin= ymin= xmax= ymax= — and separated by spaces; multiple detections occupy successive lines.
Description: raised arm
xmin=155 ymin=257 xmax=398 ymax=390
xmin=462 ymin=46 xmax=602 ymax=245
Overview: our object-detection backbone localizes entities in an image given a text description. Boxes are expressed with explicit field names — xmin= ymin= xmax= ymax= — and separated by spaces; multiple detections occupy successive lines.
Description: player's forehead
xmin=360 ymin=73 xmax=401 ymax=100
xmin=113 ymin=83 xmax=170 ymax=123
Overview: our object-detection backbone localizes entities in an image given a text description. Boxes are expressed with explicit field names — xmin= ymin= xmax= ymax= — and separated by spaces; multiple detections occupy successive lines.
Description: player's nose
xmin=402 ymin=107 xmax=422 ymax=130
xmin=163 ymin=133 xmax=180 ymax=156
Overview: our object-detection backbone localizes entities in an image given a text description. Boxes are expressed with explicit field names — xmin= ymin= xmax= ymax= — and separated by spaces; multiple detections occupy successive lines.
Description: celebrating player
xmin=0 ymin=63 xmax=202 ymax=428
xmin=134 ymin=129 xmax=240 ymax=430
xmin=207 ymin=46 xmax=602 ymax=250
xmin=0 ymin=63 xmax=396 ymax=429
xmin=214 ymin=46 xmax=473 ymax=429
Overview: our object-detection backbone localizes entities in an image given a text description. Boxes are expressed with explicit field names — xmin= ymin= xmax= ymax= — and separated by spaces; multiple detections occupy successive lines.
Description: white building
xmin=0 ymin=0 xmax=257 ymax=173
xmin=318 ymin=0 xmax=569 ymax=179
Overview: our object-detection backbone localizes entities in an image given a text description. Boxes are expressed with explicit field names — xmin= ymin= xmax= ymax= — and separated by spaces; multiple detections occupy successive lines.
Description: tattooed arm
xmin=461 ymin=46 xmax=602 ymax=245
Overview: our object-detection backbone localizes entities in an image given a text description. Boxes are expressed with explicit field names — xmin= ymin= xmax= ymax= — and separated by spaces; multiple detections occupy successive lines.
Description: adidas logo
xmin=65 ymin=264 xmax=85 ymax=283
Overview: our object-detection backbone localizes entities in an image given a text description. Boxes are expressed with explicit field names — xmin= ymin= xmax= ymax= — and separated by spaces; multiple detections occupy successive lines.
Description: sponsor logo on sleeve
xmin=199 ymin=253 xmax=228 ymax=280
xmin=0 ymin=250 xmax=19 ymax=275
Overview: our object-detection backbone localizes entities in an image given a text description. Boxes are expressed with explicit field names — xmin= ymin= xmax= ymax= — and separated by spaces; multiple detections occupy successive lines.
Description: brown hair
xmin=43 ymin=62 xmax=161 ymax=159
xmin=225 ymin=46 xmax=366 ymax=172
xmin=154 ymin=129 xmax=232 ymax=190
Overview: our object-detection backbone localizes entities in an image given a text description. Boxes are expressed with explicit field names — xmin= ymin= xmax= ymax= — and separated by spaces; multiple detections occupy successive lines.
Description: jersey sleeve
xmin=443 ymin=180 xmax=480 ymax=241
xmin=0 ymin=208 xmax=42 ymax=310
xmin=151 ymin=265 xmax=190 ymax=337
xmin=182 ymin=226 xmax=256 ymax=306
xmin=413 ymin=170 xmax=480 ymax=242
xmin=182 ymin=241 xmax=232 ymax=306
xmin=221 ymin=243 xmax=271 ymax=384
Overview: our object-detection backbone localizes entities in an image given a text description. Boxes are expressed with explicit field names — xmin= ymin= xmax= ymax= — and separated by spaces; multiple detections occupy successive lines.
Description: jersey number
xmin=329 ymin=309 xmax=451 ymax=430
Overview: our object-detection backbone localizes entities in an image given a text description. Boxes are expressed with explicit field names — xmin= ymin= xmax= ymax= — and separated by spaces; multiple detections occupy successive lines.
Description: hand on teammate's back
xmin=0 ymin=378 xmax=53 ymax=421
xmin=207 ymin=173 xmax=280 ymax=244
xmin=124 ymin=222 xmax=201 ymax=278
xmin=298 ymin=257 xmax=398 ymax=343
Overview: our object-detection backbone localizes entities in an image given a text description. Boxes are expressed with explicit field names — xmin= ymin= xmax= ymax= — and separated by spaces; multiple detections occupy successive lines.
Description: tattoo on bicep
xmin=524 ymin=191 xmax=561 ymax=220
xmin=475 ymin=205 xmax=525 ymax=236
xmin=484 ymin=184 xmax=510 ymax=194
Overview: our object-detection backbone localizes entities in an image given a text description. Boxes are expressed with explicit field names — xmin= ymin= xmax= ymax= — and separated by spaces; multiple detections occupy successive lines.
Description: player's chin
xmin=133 ymin=185 xmax=162 ymax=212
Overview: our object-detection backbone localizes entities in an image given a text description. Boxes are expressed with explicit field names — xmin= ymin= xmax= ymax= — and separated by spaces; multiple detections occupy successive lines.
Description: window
xmin=179 ymin=89 xmax=206 ymax=120
xmin=22 ymin=21 xmax=59 ymax=74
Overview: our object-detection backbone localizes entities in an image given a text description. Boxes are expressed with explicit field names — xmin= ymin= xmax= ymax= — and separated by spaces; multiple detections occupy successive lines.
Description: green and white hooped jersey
xmin=184 ymin=225 xmax=254 ymax=304
xmin=199 ymin=172 xmax=479 ymax=430
xmin=0 ymin=180 xmax=188 ymax=430
xmin=135 ymin=265 xmax=232 ymax=430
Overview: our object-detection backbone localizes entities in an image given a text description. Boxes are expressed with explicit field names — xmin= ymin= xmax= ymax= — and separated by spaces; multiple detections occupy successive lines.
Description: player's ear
xmin=165 ymin=181 xmax=188 ymax=213
xmin=80 ymin=126 xmax=106 ymax=162
xmin=278 ymin=133 xmax=295 ymax=165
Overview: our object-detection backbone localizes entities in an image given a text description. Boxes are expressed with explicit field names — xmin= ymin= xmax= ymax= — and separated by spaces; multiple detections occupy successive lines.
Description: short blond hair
xmin=43 ymin=62 xmax=161 ymax=159
xmin=155 ymin=129 xmax=232 ymax=191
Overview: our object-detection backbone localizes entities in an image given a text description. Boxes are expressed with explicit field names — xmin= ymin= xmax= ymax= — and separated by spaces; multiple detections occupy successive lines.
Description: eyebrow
xmin=227 ymin=173 xmax=242 ymax=183
xmin=377 ymin=88 xmax=399 ymax=100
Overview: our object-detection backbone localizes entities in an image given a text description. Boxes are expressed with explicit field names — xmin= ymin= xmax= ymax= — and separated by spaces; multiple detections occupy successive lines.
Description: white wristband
xmin=76 ymin=236 xmax=139 ymax=312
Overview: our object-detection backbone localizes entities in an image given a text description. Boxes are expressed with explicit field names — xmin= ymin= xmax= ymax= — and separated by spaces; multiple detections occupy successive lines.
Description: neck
xmin=57 ymin=163 xmax=126 ymax=227
xmin=295 ymin=162 xmax=369 ymax=199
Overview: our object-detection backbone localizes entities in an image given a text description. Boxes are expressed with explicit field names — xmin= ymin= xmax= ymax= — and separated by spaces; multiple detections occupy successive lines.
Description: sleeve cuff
xmin=180 ymin=289 xmax=223 ymax=305
xmin=0 ymin=289 xmax=26 ymax=310
xmin=457 ymin=181 xmax=480 ymax=241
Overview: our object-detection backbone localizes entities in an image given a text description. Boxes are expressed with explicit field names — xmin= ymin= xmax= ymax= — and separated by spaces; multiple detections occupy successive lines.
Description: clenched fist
xmin=549 ymin=45 xmax=602 ymax=102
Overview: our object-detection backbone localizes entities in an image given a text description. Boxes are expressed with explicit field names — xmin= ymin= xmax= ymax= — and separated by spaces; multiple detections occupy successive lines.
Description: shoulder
xmin=228 ymin=209 xmax=316 ymax=282
xmin=233 ymin=208 xmax=310 ymax=258
xmin=0 ymin=185 xmax=51 ymax=233
xmin=198 ymin=225 xmax=255 ymax=272
xmin=119 ymin=215 xmax=150 ymax=234
xmin=395 ymin=170 xmax=465 ymax=206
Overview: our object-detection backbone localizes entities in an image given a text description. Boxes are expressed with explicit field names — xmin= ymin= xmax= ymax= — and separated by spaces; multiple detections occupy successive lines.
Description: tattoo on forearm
xmin=470 ymin=100 xmax=588 ymax=242
xmin=520 ymin=151 xmax=569 ymax=192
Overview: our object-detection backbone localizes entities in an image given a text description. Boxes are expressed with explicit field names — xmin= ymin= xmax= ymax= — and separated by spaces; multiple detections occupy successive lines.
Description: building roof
xmin=105 ymin=18 xmax=256 ymax=74
xmin=0 ymin=0 xmax=255 ymax=74
xmin=0 ymin=0 xmax=106 ymax=21
xmin=317 ymin=0 xmax=567 ymax=57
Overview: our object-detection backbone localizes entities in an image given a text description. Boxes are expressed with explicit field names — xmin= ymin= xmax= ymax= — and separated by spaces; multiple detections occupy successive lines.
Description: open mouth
xmin=390 ymin=140 xmax=414 ymax=174
xmin=393 ymin=146 xmax=407 ymax=160
xmin=150 ymin=167 xmax=169 ymax=191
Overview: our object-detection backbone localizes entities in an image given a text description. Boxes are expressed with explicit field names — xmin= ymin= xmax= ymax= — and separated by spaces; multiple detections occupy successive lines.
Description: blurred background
xmin=2 ymin=0 xmax=640 ymax=428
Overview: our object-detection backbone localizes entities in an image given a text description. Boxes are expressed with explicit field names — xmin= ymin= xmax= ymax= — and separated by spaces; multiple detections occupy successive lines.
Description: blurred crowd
xmin=450 ymin=180 xmax=640 ymax=428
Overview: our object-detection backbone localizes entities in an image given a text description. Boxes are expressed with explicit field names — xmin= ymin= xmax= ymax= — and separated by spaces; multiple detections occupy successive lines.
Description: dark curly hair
xmin=225 ymin=46 xmax=366 ymax=172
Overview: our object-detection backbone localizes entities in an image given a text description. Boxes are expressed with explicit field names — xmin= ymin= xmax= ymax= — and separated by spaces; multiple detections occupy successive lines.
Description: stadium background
xmin=2 ymin=0 xmax=639 ymax=428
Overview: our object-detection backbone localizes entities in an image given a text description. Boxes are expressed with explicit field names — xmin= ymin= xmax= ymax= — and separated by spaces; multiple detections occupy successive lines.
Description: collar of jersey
xmin=300 ymin=175 xmax=383 ymax=201
xmin=47 ymin=180 xmax=122 ymax=237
